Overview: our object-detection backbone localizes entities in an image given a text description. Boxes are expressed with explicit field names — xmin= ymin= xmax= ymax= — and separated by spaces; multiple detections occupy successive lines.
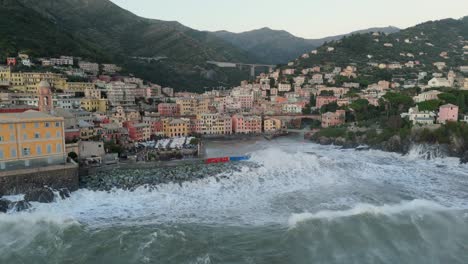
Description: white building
xmin=413 ymin=90 xmax=442 ymax=103
xmin=105 ymin=81 xmax=137 ymax=107
xmin=401 ymin=106 xmax=436 ymax=125
xmin=428 ymin=78 xmax=451 ymax=88
xmin=278 ymin=83 xmax=292 ymax=92
xmin=282 ymin=104 xmax=302 ymax=114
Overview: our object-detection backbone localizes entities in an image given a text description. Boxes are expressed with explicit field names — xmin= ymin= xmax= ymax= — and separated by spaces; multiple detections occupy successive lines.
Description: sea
xmin=1 ymin=136 xmax=468 ymax=264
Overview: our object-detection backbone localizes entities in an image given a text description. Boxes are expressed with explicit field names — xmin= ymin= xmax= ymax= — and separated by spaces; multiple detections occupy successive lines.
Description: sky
xmin=110 ymin=0 xmax=468 ymax=39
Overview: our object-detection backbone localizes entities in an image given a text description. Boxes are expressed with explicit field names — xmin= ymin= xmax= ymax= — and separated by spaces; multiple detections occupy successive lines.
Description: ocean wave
xmin=288 ymin=200 xmax=450 ymax=228
xmin=0 ymin=211 xmax=78 ymax=227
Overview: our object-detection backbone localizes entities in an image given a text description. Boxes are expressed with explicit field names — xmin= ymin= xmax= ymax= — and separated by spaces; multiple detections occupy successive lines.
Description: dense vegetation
xmin=292 ymin=17 xmax=468 ymax=75
xmin=0 ymin=0 xmax=256 ymax=90
xmin=214 ymin=27 xmax=399 ymax=65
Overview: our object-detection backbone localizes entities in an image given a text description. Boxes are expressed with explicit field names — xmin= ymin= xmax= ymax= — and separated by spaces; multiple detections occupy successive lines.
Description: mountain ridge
xmin=212 ymin=26 xmax=400 ymax=64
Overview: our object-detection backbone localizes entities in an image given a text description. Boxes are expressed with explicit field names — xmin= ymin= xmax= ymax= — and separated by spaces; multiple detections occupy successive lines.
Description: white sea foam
xmin=288 ymin=199 xmax=449 ymax=228
xmin=2 ymin=141 xmax=467 ymax=228
xmin=0 ymin=211 xmax=78 ymax=226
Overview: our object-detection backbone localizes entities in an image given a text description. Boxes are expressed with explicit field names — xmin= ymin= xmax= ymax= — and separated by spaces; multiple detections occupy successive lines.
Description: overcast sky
xmin=110 ymin=0 xmax=468 ymax=39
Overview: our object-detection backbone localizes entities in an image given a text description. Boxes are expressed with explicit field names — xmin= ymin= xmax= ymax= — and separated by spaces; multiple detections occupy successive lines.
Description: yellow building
xmin=80 ymin=98 xmax=108 ymax=112
xmin=0 ymin=71 xmax=67 ymax=92
xmin=0 ymin=66 xmax=11 ymax=81
xmin=264 ymin=118 xmax=282 ymax=132
xmin=66 ymin=82 xmax=95 ymax=92
xmin=0 ymin=110 xmax=66 ymax=170
xmin=175 ymin=98 xmax=211 ymax=116
xmin=163 ymin=118 xmax=189 ymax=137
xmin=22 ymin=72 xmax=67 ymax=92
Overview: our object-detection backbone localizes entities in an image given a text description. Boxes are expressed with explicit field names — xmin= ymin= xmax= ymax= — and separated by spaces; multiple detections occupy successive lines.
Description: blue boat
xmin=229 ymin=156 xmax=250 ymax=162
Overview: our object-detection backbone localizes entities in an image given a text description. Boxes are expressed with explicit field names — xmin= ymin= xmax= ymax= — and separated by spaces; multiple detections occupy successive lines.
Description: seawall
xmin=0 ymin=164 xmax=79 ymax=195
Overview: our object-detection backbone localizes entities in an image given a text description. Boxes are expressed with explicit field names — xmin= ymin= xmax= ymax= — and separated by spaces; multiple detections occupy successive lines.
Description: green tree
xmin=417 ymin=99 xmax=441 ymax=112
xmin=309 ymin=94 xmax=316 ymax=107
xmin=320 ymin=102 xmax=339 ymax=114
xmin=438 ymin=93 xmax=457 ymax=105
xmin=457 ymin=93 xmax=466 ymax=113
xmin=382 ymin=92 xmax=414 ymax=116
xmin=319 ymin=90 xmax=334 ymax=96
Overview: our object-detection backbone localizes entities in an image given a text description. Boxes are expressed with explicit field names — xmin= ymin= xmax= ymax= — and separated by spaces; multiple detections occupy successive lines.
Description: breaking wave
xmin=2 ymin=141 xmax=467 ymax=228
xmin=288 ymin=199 xmax=450 ymax=228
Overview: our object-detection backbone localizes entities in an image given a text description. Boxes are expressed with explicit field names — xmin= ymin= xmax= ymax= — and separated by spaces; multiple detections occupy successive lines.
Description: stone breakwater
xmin=0 ymin=164 xmax=79 ymax=195
xmin=80 ymin=163 xmax=259 ymax=191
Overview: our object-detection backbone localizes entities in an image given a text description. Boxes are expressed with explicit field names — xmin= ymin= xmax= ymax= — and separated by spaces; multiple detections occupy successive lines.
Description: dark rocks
xmin=461 ymin=151 xmax=468 ymax=164
xmin=10 ymin=200 xmax=32 ymax=212
xmin=318 ymin=137 xmax=333 ymax=145
xmin=59 ymin=188 xmax=71 ymax=199
xmin=25 ymin=187 xmax=55 ymax=203
xmin=0 ymin=199 xmax=10 ymax=213
xmin=80 ymin=163 xmax=253 ymax=191
xmin=383 ymin=135 xmax=402 ymax=153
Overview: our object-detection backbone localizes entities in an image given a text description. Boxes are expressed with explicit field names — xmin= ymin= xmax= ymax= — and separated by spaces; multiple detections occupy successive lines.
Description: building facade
xmin=0 ymin=111 xmax=66 ymax=170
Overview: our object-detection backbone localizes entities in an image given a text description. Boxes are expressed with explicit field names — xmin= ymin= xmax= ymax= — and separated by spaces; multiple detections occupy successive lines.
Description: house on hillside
xmin=438 ymin=104 xmax=459 ymax=124
xmin=401 ymin=106 xmax=436 ymax=125
xmin=428 ymin=78 xmax=451 ymax=88
xmin=321 ymin=110 xmax=346 ymax=128
xmin=413 ymin=90 xmax=441 ymax=103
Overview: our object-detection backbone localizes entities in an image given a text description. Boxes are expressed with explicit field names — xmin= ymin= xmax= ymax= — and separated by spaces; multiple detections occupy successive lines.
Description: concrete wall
xmin=0 ymin=164 xmax=79 ymax=195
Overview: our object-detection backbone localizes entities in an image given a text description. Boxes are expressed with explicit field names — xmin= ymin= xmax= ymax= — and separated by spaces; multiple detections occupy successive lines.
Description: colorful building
xmin=264 ymin=118 xmax=282 ymax=132
xmin=321 ymin=110 xmax=346 ymax=128
xmin=158 ymin=103 xmax=180 ymax=117
xmin=163 ymin=118 xmax=190 ymax=138
xmin=232 ymin=115 xmax=262 ymax=134
xmin=0 ymin=110 xmax=66 ymax=170
xmin=192 ymin=113 xmax=232 ymax=135
xmin=316 ymin=96 xmax=338 ymax=109
xmin=438 ymin=104 xmax=459 ymax=124
xmin=123 ymin=122 xmax=151 ymax=142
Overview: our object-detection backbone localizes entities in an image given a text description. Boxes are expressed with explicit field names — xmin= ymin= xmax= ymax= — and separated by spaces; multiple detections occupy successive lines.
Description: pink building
xmin=123 ymin=121 xmax=150 ymax=142
xmin=316 ymin=96 xmax=338 ymax=109
xmin=6 ymin=57 xmax=16 ymax=66
xmin=321 ymin=110 xmax=346 ymax=128
xmin=232 ymin=115 xmax=262 ymax=134
xmin=236 ymin=95 xmax=254 ymax=109
xmin=158 ymin=103 xmax=180 ymax=117
xmin=438 ymin=104 xmax=459 ymax=124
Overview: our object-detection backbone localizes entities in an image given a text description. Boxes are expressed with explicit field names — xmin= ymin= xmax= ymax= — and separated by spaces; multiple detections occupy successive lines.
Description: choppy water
xmin=1 ymin=138 xmax=468 ymax=264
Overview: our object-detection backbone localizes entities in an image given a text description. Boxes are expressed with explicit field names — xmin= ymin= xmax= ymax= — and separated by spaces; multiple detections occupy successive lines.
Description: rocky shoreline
xmin=80 ymin=162 xmax=258 ymax=192
xmin=0 ymin=186 xmax=72 ymax=214
xmin=311 ymin=134 xmax=468 ymax=163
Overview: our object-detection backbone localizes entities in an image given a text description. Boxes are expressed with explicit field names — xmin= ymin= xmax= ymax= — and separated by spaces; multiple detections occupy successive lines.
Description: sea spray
xmin=1 ymin=141 xmax=468 ymax=263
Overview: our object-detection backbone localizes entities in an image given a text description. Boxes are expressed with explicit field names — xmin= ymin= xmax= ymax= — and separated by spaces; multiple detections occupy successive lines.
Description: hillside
xmin=293 ymin=17 xmax=467 ymax=71
xmin=0 ymin=0 xmax=109 ymax=61
xmin=213 ymin=26 xmax=399 ymax=65
xmin=0 ymin=0 xmax=258 ymax=91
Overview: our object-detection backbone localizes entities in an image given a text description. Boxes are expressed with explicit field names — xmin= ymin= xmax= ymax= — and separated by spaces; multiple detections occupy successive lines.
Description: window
xmin=22 ymin=148 xmax=30 ymax=156
xmin=23 ymin=134 xmax=27 ymax=140
xmin=22 ymin=124 xmax=26 ymax=129
xmin=9 ymin=124 xmax=13 ymax=130
xmin=11 ymin=149 xmax=16 ymax=158
xmin=34 ymin=133 xmax=40 ymax=139
xmin=34 ymin=122 xmax=39 ymax=128
xmin=36 ymin=146 xmax=42 ymax=155
xmin=56 ymin=143 xmax=62 ymax=153
xmin=47 ymin=145 xmax=52 ymax=154
xmin=0 ymin=136 xmax=3 ymax=142
xmin=10 ymin=134 xmax=14 ymax=141
xmin=55 ymin=122 xmax=60 ymax=127
xmin=0 ymin=149 xmax=3 ymax=159
xmin=56 ymin=131 xmax=61 ymax=138
xmin=46 ymin=132 xmax=51 ymax=139
xmin=45 ymin=122 xmax=50 ymax=128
